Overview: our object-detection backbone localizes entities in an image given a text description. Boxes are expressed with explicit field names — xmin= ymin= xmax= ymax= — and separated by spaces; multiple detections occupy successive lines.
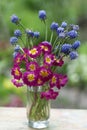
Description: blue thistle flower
xmin=26 ymin=30 xmax=34 ymax=37
xmin=72 ymin=40 xmax=81 ymax=50
xmin=10 ymin=37 xmax=18 ymax=45
xmin=39 ymin=10 xmax=46 ymax=20
xmin=57 ymin=27 xmax=64 ymax=34
xmin=50 ymin=22 xmax=58 ymax=30
xmin=67 ymin=30 xmax=78 ymax=38
xmin=61 ymin=21 xmax=67 ymax=28
xmin=34 ymin=32 xmax=40 ymax=38
xmin=11 ymin=14 xmax=19 ymax=24
xmin=14 ymin=29 xmax=22 ymax=37
xmin=70 ymin=24 xmax=79 ymax=31
xmin=69 ymin=51 xmax=78 ymax=60
xmin=14 ymin=45 xmax=21 ymax=52
xmin=13 ymin=52 xmax=18 ymax=58
xmin=61 ymin=44 xmax=72 ymax=54
xmin=73 ymin=25 xmax=79 ymax=31
xmin=58 ymin=32 xmax=66 ymax=38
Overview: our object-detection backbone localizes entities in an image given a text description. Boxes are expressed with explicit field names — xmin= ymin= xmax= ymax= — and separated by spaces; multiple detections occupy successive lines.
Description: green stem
xmin=52 ymin=36 xmax=58 ymax=50
xmin=27 ymin=86 xmax=50 ymax=121
xmin=50 ymin=31 xmax=53 ymax=43
xmin=20 ymin=37 xmax=26 ymax=47
xmin=19 ymin=23 xmax=26 ymax=30
xmin=45 ymin=22 xmax=47 ymax=41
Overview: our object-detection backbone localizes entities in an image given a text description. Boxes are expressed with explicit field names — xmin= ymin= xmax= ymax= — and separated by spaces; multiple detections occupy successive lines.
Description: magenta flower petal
xmin=44 ymin=54 xmax=54 ymax=66
xmin=26 ymin=61 xmax=39 ymax=71
xmin=11 ymin=66 xmax=22 ymax=80
xmin=40 ymin=91 xmax=51 ymax=100
xmin=28 ymin=46 xmax=41 ymax=58
xmin=53 ymin=57 xmax=64 ymax=67
xmin=11 ymin=79 xmax=24 ymax=87
xmin=41 ymin=89 xmax=59 ymax=100
xmin=39 ymin=66 xmax=52 ymax=82
xmin=50 ymin=74 xmax=58 ymax=88
xmin=36 ymin=78 xmax=44 ymax=86
xmin=57 ymin=74 xmax=68 ymax=89
xmin=22 ymin=71 xmax=38 ymax=86
xmin=49 ymin=89 xmax=59 ymax=100
xmin=14 ymin=53 xmax=22 ymax=65
xmin=39 ymin=41 xmax=52 ymax=54
xmin=59 ymin=75 xmax=68 ymax=86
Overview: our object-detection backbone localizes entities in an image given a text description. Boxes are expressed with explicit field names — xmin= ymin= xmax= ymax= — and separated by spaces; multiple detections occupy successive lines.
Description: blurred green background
xmin=0 ymin=0 xmax=87 ymax=108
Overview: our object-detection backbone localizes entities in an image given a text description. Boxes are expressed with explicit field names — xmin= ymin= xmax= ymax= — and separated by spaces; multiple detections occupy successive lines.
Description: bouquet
xmin=10 ymin=10 xmax=81 ymax=128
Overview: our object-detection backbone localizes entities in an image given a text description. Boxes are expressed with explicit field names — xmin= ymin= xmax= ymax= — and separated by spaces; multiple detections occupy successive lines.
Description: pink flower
xmin=41 ymin=91 xmax=51 ymax=100
xmin=49 ymin=89 xmax=59 ymax=100
xmin=44 ymin=54 xmax=54 ymax=66
xmin=13 ymin=48 xmax=29 ymax=66
xmin=11 ymin=66 xmax=22 ymax=80
xmin=26 ymin=61 xmax=39 ymax=71
xmin=28 ymin=46 xmax=41 ymax=58
xmin=50 ymin=73 xmax=59 ymax=88
xmin=41 ymin=89 xmax=59 ymax=100
xmin=39 ymin=41 xmax=52 ymax=54
xmin=11 ymin=79 xmax=24 ymax=87
xmin=22 ymin=48 xmax=29 ymax=61
xmin=36 ymin=77 xmax=44 ymax=86
xmin=57 ymin=74 xmax=68 ymax=89
xmin=14 ymin=53 xmax=22 ymax=65
xmin=39 ymin=66 xmax=52 ymax=82
xmin=53 ymin=57 xmax=64 ymax=67
xmin=50 ymin=73 xmax=68 ymax=89
xmin=22 ymin=71 xmax=38 ymax=86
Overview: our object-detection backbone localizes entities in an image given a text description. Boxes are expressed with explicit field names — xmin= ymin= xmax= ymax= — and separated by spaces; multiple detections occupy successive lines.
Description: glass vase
xmin=27 ymin=86 xmax=50 ymax=129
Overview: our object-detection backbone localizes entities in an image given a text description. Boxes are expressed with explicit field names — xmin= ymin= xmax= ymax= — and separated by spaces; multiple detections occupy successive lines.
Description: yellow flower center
xmin=15 ymin=69 xmax=20 ymax=76
xmin=37 ymin=78 xmax=42 ymax=84
xmin=52 ymin=76 xmax=56 ymax=83
xmin=46 ymin=57 xmax=51 ymax=63
xmin=29 ymin=64 xmax=35 ymax=71
xmin=17 ymin=58 xmax=20 ymax=63
xmin=27 ymin=74 xmax=35 ymax=82
xmin=40 ymin=70 xmax=48 ymax=77
xmin=23 ymin=53 xmax=27 ymax=58
xmin=56 ymin=59 xmax=59 ymax=63
xmin=30 ymin=48 xmax=37 ymax=55
xmin=41 ymin=46 xmax=48 ymax=51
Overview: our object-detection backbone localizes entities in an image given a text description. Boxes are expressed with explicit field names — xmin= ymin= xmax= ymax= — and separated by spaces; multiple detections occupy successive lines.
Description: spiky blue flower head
xmin=11 ymin=14 xmax=19 ymax=24
xmin=73 ymin=25 xmax=79 ymax=31
xmin=50 ymin=22 xmax=58 ymax=30
xmin=10 ymin=37 xmax=18 ymax=45
xmin=26 ymin=30 xmax=34 ymax=37
xmin=72 ymin=40 xmax=81 ymax=50
xmin=58 ymin=32 xmax=66 ymax=38
xmin=61 ymin=21 xmax=67 ymax=28
xmin=13 ymin=52 xmax=18 ymax=58
xmin=61 ymin=44 xmax=72 ymax=54
xmin=57 ymin=27 xmax=64 ymax=34
xmin=14 ymin=45 xmax=21 ymax=52
xmin=39 ymin=10 xmax=46 ymax=20
xmin=34 ymin=32 xmax=40 ymax=38
xmin=70 ymin=24 xmax=79 ymax=31
xmin=69 ymin=51 xmax=78 ymax=60
xmin=14 ymin=29 xmax=22 ymax=37
xmin=67 ymin=30 xmax=78 ymax=38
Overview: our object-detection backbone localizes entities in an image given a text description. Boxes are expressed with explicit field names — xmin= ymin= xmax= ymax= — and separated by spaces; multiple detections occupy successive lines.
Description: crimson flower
xmin=11 ymin=66 xmax=22 ymax=80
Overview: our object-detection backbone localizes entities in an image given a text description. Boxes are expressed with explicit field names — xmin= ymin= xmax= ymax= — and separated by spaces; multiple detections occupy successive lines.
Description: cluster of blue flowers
xmin=10 ymin=10 xmax=81 ymax=60
xmin=49 ymin=17 xmax=80 ymax=60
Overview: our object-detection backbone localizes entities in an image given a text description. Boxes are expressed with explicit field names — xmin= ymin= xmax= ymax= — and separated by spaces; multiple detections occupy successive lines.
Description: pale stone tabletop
xmin=0 ymin=107 xmax=87 ymax=130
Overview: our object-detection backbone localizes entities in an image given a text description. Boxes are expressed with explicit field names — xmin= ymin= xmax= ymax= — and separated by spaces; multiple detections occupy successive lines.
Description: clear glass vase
xmin=27 ymin=86 xmax=50 ymax=129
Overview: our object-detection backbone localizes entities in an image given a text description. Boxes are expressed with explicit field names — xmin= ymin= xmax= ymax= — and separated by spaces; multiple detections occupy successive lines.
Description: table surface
xmin=0 ymin=107 xmax=87 ymax=130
